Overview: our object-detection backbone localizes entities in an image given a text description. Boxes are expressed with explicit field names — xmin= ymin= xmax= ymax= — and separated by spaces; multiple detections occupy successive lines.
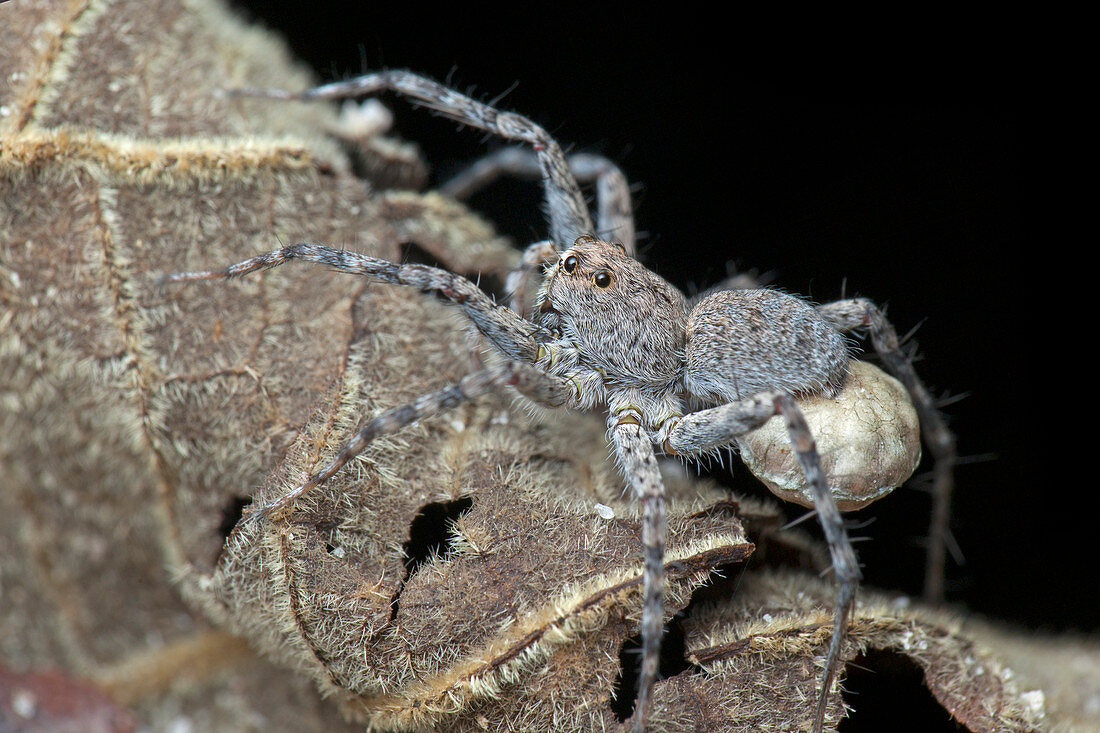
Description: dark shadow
xmin=839 ymin=648 xmax=964 ymax=731
xmin=399 ymin=240 xmax=447 ymax=269
xmin=398 ymin=241 xmax=507 ymax=301
xmin=610 ymin=612 xmax=703 ymax=722
xmin=217 ymin=496 xmax=251 ymax=543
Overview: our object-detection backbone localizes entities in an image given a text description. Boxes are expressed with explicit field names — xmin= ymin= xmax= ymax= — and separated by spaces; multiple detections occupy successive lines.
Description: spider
xmin=161 ymin=71 xmax=956 ymax=732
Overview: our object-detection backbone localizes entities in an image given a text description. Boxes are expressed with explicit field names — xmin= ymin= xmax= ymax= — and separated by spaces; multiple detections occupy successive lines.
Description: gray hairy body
xmin=535 ymin=239 xmax=850 ymax=434
xmin=685 ymin=289 xmax=850 ymax=406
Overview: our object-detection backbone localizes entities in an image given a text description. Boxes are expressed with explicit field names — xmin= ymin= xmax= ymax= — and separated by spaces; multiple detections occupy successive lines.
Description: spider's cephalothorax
xmin=536 ymin=237 xmax=688 ymax=394
xmin=161 ymin=70 xmax=956 ymax=732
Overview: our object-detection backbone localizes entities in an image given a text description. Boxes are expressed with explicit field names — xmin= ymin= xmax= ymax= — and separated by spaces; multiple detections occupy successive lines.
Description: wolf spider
xmin=162 ymin=71 xmax=956 ymax=732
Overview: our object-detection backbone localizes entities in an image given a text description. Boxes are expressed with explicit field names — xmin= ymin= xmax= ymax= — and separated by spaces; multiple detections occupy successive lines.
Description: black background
xmin=224 ymin=3 xmax=1072 ymax=636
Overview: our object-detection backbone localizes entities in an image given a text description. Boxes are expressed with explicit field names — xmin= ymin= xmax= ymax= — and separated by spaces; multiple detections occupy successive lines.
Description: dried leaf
xmin=0 ymin=1 xmax=1070 ymax=731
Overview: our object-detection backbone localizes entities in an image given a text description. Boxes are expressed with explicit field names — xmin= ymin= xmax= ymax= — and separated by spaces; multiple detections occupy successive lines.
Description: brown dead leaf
xmin=0 ymin=1 xmax=1072 ymax=731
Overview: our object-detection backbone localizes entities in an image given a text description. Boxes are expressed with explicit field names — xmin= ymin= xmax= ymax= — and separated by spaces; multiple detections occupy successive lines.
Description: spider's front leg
xmin=665 ymin=393 xmax=858 ymax=733
xmin=252 ymin=359 xmax=575 ymax=519
xmin=159 ymin=243 xmax=578 ymax=519
xmin=440 ymin=147 xmax=637 ymax=255
xmin=159 ymin=242 xmax=539 ymax=362
xmin=609 ymin=414 xmax=668 ymax=733
xmin=226 ymin=70 xmax=593 ymax=248
xmin=505 ymin=240 xmax=559 ymax=319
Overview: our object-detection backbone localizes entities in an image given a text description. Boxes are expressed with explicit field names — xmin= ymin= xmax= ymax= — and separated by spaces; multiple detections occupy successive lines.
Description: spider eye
xmin=593 ymin=270 xmax=613 ymax=289
xmin=562 ymin=255 xmax=579 ymax=273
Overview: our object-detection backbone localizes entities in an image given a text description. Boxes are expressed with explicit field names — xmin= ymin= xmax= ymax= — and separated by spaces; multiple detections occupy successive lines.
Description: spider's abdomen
xmin=684 ymin=289 xmax=849 ymax=405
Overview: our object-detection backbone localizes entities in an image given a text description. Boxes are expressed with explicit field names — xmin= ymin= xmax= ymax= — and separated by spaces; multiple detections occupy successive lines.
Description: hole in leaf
xmin=217 ymin=496 xmax=250 ymax=543
xmin=839 ymin=648 xmax=963 ymax=731
xmin=403 ymin=497 xmax=474 ymax=576
xmin=390 ymin=497 xmax=474 ymax=621
xmin=610 ymin=612 xmax=702 ymax=722
xmin=210 ymin=495 xmax=252 ymax=567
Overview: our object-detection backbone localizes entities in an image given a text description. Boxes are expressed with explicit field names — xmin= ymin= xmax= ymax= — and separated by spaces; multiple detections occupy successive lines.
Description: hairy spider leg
xmin=609 ymin=419 xmax=667 ymax=733
xmin=228 ymin=70 xmax=592 ymax=249
xmin=506 ymin=240 xmax=559 ymax=317
xmin=666 ymin=392 xmax=858 ymax=732
xmin=159 ymin=243 xmax=541 ymax=362
xmin=816 ymin=298 xmax=958 ymax=602
xmin=259 ymin=360 xmax=573 ymax=520
xmin=159 ymin=242 xmax=584 ymax=519
xmin=440 ymin=147 xmax=637 ymax=255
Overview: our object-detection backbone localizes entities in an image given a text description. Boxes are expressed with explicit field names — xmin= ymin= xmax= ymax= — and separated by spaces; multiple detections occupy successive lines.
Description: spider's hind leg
xmin=816 ymin=297 xmax=958 ymax=603
xmin=666 ymin=392 xmax=859 ymax=733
